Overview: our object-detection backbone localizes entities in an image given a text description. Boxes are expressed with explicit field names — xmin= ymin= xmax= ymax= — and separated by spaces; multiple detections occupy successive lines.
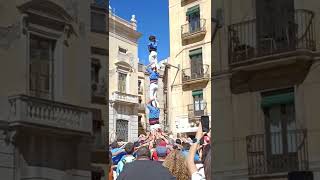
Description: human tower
xmin=146 ymin=35 xmax=162 ymax=132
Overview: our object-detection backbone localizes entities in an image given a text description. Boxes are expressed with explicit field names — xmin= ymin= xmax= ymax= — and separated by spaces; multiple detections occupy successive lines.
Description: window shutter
xmin=186 ymin=5 xmax=200 ymax=16
xmin=261 ymin=92 xmax=294 ymax=108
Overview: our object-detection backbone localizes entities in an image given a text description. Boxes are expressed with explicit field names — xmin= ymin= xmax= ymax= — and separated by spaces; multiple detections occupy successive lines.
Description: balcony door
xmin=29 ymin=34 xmax=55 ymax=100
xmin=189 ymin=48 xmax=203 ymax=79
xmin=118 ymin=72 xmax=127 ymax=93
xmin=192 ymin=90 xmax=204 ymax=117
xmin=256 ymin=0 xmax=295 ymax=53
xmin=262 ymin=90 xmax=298 ymax=172
xmin=187 ymin=5 xmax=200 ymax=33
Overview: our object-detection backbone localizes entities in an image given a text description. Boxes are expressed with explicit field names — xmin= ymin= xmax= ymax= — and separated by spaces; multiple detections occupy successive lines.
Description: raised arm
xmin=187 ymin=123 xmax=203 ymax=175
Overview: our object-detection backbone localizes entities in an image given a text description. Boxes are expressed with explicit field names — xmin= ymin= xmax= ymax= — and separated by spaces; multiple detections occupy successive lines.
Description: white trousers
xmin=150 ymin=124 xmax=161 ymax=131
xmin=149 ymin=51 xmax=158 ymax=68
xmin=149 ymin=83 xmax=159 ymax=107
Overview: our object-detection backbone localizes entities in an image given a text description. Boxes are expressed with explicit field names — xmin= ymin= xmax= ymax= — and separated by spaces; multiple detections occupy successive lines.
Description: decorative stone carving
xmin=64 ymin=0 xmax=79 ymax=22
xmin=0 ymin=23 xmax=21 ymax=49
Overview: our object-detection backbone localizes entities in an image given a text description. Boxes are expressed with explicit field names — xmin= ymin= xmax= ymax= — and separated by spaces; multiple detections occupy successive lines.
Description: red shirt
xmin=152 ymin=150 xmax=159 ymax=161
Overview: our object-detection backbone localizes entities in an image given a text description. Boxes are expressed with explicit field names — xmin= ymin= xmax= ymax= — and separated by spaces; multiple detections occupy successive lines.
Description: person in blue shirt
xmin=116 ymin=142 xmax=136 ymax=176
xmin=148 ymin=35 xmax=158 ymax=69
xmin=148 ymin=35 xmax=157 ymax=52
xmin=147 ymin=98 xmax=160 ymax=131
xmin=181 ymin=142 xmax=200 ymax=162
xmin=146 ymin=65 xmax=160 ymax=107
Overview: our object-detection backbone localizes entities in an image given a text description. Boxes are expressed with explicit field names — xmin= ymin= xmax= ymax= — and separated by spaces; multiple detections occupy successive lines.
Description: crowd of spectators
xmin=108 ymin=123 xmax=211 ymax=180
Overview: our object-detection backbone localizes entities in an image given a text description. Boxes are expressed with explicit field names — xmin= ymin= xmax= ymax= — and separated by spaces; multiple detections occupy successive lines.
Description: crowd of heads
xmin=108 ymin=126 xmax=211 ymax=180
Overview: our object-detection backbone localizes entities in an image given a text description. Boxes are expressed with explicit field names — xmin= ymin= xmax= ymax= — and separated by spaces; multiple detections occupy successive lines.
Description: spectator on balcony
xmin=147 ymin=98 xmax=160 ymax=131
xmin=146 ymin=65 xmax=160 ymax=107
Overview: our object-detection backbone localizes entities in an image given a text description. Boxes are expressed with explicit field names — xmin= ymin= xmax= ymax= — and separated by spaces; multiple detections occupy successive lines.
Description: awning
xmin=186 ymin=5 xmax=200 ymax=16
xmin=189 ymin=48 xmax=202 ymax=57
xmin=261 ymin=92 xmax=294 ymax=108
xmin=192 ymin=90 xmax=203 ymax=96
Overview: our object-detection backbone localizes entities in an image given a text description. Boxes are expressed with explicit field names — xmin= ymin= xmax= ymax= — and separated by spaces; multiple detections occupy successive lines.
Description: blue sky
xmin=109 ymin=0 xmax=170 ymax=65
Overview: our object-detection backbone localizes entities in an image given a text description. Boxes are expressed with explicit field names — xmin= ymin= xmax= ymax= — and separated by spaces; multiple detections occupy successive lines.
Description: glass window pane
xmin=269 ymin=105 xmax=283 ymax=154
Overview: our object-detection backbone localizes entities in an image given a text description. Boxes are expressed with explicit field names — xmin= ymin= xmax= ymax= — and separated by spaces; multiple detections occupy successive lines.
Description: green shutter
xmin=192 ymin=90 xmax=203 ymax=96
xmin=189 ymin=48 xmax=202 ymax=57
xmin=261 ymin=92 xmax=294 ymax=108
xmin=186 ymin=5 xmax=200 ymax=16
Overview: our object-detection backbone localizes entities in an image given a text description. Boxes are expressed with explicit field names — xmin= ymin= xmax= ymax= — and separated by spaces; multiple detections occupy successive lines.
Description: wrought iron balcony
xmin=246 ymin=129 xmax=308 ymax=176
xmin=8 ymin=94 xmax=92 ymax=134
xmin=111 ymin=91 xmax=139 ymax=104
xmin=181 ymin=19 xmax=206 ymax=41
xmin=182 ymin=64 xmax=210 ymax=85
xmin=228 ymin=9 xmax=316 ymax=67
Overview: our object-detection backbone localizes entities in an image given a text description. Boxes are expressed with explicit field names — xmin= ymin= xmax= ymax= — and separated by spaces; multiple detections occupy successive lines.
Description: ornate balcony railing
xmin=182 ymin=64 xmax=210 ymax=84
xmin=8 ymin=94 xmax=92 ymax=134
xmin=111 ymin=91 xmax=139 ymax=104
xmin=246 ymin=129 xmax=308 ymax=176
xmin=228 ymin=9 xmax=316 ymax=65
xmin=181 ymin=19 xmax=206 ymax=39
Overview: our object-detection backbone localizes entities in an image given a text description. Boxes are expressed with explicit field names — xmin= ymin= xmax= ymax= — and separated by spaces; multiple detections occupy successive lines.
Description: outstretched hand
xmin=196 ymin=122 xmax=204 ymax=140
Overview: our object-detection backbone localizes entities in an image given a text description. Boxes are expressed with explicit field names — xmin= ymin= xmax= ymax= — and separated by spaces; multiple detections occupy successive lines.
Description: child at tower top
xmin=148 ymin=35 xmax=158 ymax=52
xmin=148 ymin=35 xmax=158 ymax=69
xmin=146 ymin=64 xmax=160 ymax=107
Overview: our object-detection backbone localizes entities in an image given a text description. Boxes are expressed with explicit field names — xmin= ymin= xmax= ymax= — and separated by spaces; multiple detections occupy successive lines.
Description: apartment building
xmin=212 ymin=0 xmax=320 ymax=179
xmin=0 ymin=0 xmax=97 ymax=179
xmin=108 ymin=10 xmax=142 ymax=143
xmin=168 ymin=0 xmax=212 ymax=137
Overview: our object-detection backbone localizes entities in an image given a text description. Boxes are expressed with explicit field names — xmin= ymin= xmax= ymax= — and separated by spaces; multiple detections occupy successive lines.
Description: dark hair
xmin=110 ymin=141 xmax=119 ymax=149
xmin=175 ymin=139 xmax=182 ymax=145
xmin=125 ymin=142 xmax=135 ymax=154
xmin=204 ymin=150 xmax=211 ymax=180
xmin=201 ymin=144 xmax=211 ymax=163
xmin=182 ymin=142 xmax=190 ymax=151
xmin=155 ymin=139 xmax=162 ymax=146
xmin=149 ymin=35 xmax=156 ymax=41
xmin=136 ymin=146 xmax=151 ymax=158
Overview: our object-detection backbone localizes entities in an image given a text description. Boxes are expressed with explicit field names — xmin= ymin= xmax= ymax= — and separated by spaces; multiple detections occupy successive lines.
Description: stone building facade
xmin=0 ymin=0 xmax=105 ymax=179
xmin=168 ymin=0 xmax=212 ymax=137
xmin=108 ymin=10 xmax=142 ymax=143
xmin=212 ymin=0 xmax=320 ymax=179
